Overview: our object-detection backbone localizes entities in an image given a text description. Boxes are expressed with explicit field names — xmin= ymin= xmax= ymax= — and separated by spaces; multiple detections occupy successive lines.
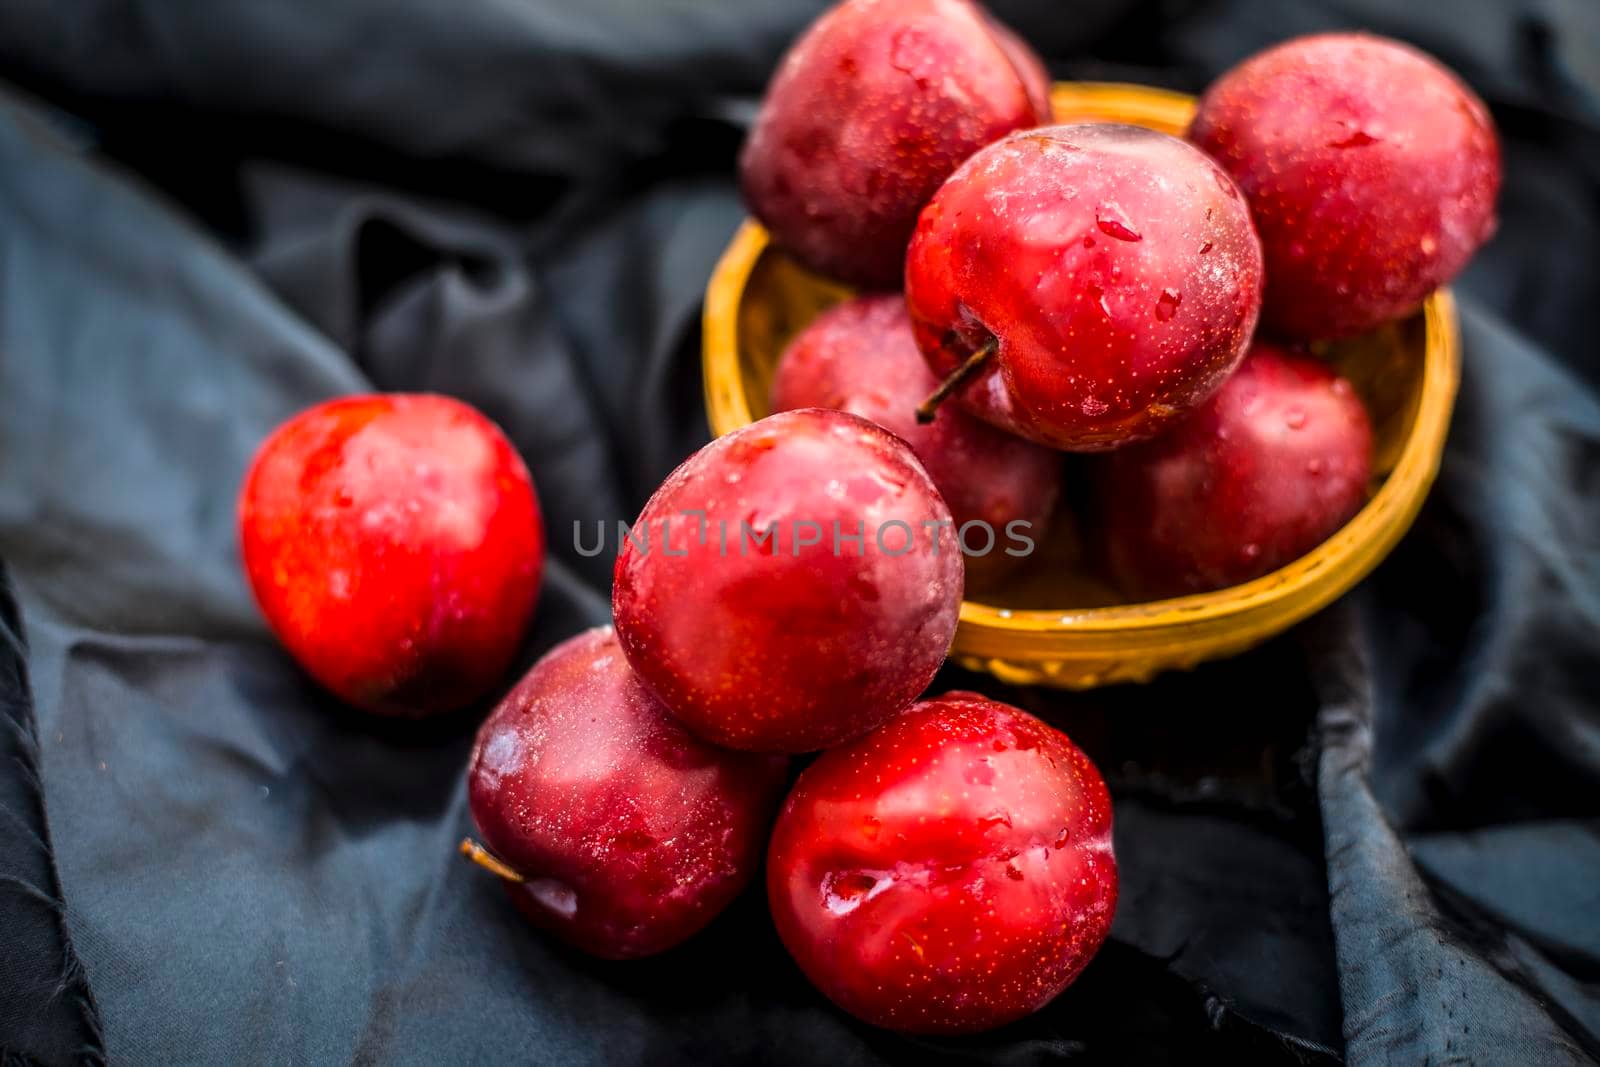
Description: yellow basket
xmin=702 ymin=82 xmax=1460 ymax=688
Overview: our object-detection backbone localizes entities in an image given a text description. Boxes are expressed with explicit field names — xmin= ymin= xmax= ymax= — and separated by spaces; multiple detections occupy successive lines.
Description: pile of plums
xmin=477 ymin=407 xmax=1117 ymax=1034
xmin=751 ymin=2 xmax=1498 ymax=600
xmin=239 ymin=396 xmax=1116 ymax=1035
xmin=235 ymin=0 xmax=1500 ymax=1040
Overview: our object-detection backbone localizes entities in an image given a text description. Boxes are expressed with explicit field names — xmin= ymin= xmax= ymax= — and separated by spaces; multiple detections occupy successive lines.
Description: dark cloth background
xmin=0 ymin=0 xmax=1596 ymax=1063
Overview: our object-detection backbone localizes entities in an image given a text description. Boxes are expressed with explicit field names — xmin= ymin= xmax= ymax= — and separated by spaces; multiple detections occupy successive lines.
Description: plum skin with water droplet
xmin=770 ymin=293 xmax=1060 ymax=589
xmin=466 ymin=627 xmax=789 ymax=959
xmin=1094 ymin=343 xmax=1374 ymax=598
xmin=1188 ymin=32 xmax=1501 ymax=341
xmin=739 ymin=0 xmax=1051 ymax=289
xmin=906 ymin=123 xmax=1264 ymax=451
xmin=613 ymin=409 xmax=964 ymax=753
xmin=767 ymin=691 xmax=1117 ymax=1034
xmin=238 ymin=394 xmax=544 ymax=716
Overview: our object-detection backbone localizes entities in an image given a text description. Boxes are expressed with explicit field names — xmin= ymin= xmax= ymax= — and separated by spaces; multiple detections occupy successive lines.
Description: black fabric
xmin=0 ymin=0 xmax=1595 ymax=1063
xmin=0 ymin=570 xmax=104 ymax=1065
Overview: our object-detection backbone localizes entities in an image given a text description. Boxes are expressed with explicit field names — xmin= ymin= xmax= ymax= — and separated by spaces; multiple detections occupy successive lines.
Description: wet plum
xmin=613 ymin=409 xmax=963 ymax=753
xmin=740 ymin=0 xmax=1050 ymax=289
xmin=906 ymin=124 xmax=1263 ymax=451
xmin=767 ymin=691 xmax=1117 ymax=1033
xmin=770 ymin=293 xmax=1059 ymax=588
xmin=465 ymin=627 xmax=789 ymax=958
xmin=1096 ymin=343 xmax=1374 ymax=597
xmin=239 ymin=394 xmax=543 ymax=716
xmin=1189 ymin=33 xmax=1500 ymax=340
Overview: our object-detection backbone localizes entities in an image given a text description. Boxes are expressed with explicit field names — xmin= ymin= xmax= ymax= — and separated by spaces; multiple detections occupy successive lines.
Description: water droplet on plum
xmin=527 ymin=878 xmax=580 ymax=919
xmin=1095 ymin=202 xmax=1141 ymax=242
xmin=615 ymin=828 xmax=657 ymax=851
xmin=1328 ymin=129 xmax=1379 ymax=149
xmin=1155 ymin=288 xmax=1182 ymax=321
xmin=824 ymin=871 xmax=888 ymax=915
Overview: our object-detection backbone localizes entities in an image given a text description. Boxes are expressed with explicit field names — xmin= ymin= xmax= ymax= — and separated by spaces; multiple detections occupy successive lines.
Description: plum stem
xmin=459 ymin=837 xmax=526 ymax=883
xmin=916 ymin=340 xmax=996 ymax=424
